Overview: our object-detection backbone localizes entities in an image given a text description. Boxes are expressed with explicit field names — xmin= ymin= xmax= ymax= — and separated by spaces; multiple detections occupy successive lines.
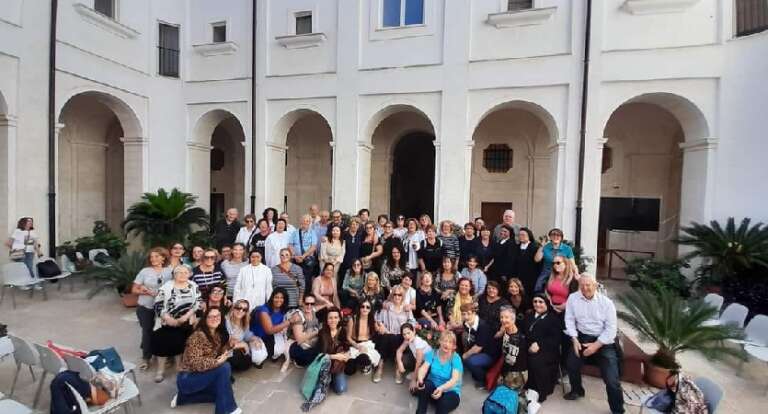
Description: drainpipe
xmin=47 ymin=0 xmax=59 ymax=257
xmin=574 ymin=0 xmax=592 ymax=250
xmin=249 ymin=0 xmax=257 ymax=215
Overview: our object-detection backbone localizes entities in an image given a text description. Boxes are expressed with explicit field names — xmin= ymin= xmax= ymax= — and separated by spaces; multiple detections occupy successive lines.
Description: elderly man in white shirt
xmin=563 ymin=273 xmax=625 ymax=414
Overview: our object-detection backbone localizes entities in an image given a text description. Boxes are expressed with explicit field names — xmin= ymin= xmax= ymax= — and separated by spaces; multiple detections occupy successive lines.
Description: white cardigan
xmin=233 ymin=263 xmax=273 ymax=309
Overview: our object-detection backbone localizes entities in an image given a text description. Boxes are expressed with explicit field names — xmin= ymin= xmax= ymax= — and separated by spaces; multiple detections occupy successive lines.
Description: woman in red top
xmin=544 ymin=255 xmax=575 ymax=314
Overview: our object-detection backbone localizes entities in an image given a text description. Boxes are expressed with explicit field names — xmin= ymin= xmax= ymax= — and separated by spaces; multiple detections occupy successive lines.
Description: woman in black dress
xmin=513 ymin=227 xmax=541 ymax=295
xmin=476 ymin=226 xmax=494 ymax=271
xmin=522 ymin=293 xmax=561 ymax=402
xmin=339 ymin=219 xmax=362 ymax=288
xmin=488 ymin=225 xmax=516 ymax=285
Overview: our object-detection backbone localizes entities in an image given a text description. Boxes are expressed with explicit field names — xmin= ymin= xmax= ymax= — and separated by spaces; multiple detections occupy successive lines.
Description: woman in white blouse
xmin=264 ymin=219 xmax=290 ymax=268
xmin=234 ymin=214 xmax=258 ymax=247
xmin=234 ymin=250 xmax=273 ymax=309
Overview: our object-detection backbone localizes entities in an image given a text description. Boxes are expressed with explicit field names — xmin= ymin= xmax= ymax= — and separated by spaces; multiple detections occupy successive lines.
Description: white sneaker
xmin=170 ymin=394 xmax=177 ymax=408
xmin=33 ymin=284 xmax=44 ymax=291
xmin=230 ymin=408 xmax=242 ymax=414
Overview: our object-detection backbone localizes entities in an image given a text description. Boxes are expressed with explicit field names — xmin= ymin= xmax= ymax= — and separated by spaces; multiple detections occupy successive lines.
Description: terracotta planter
xmin=121 ymin=293 xmax=139 ymax=308
xmin=644 ymin=361 xmax=673 ymax=388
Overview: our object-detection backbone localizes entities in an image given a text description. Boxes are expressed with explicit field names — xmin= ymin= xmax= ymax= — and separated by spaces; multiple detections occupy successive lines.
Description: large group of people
xmin=6 ymin=204 xmax=624 ymax=414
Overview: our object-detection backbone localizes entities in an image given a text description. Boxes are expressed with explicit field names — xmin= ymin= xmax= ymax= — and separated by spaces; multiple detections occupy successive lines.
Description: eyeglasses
xmin=234 ymin=306 xmax=248 ymax=311
xmin=392 ymin=293 xmax=403 ymax=297
xmin=211 ymin=290 xmax=224 ymax=295
xmin=304 ymin=302 xmax=315 ymax=306
xmin=360 ymin=304 xmax=371 ymax=309
xmin=204 ymin=255 xmax=216 ymax=260
xmin=245 ymin=220 xmax=254 ymax=223
xmin=553 ymin=261 xmax=564 ymax=265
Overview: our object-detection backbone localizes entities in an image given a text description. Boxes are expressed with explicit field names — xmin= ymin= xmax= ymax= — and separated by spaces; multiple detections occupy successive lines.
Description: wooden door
xmin=481 ymin=202 xmax=512 ymax=229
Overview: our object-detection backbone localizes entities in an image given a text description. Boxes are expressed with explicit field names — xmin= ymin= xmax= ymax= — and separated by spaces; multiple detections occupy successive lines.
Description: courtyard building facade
xmin=1 ymin=0 xmax=767 ymax=273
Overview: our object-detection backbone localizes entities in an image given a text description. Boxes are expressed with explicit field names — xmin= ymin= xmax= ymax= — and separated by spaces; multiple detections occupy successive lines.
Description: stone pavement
xmin=0 ymin=279 xmax=765 ymax=413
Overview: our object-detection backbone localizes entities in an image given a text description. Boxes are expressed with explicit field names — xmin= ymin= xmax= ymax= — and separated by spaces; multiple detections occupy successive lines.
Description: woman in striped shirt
xmin=270 ymin=248 xmax=305 ymax=309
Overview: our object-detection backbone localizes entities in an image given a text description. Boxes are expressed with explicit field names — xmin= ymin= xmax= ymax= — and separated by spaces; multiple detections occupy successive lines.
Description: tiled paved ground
xmin=0 ymin=279 xmax=765 ymax=413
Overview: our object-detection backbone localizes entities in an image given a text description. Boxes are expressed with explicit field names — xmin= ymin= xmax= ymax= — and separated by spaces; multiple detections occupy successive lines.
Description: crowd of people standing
xmin=122 ymin=204 xmax=625 ymax=414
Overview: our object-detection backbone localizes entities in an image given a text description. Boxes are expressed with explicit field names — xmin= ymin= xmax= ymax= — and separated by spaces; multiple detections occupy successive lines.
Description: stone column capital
xmin=265 ymin=142 xmax=288 ymax=152
xmin=0 ymin=114 xmax=18 ymax=127
xmin=679 ymin=138 xmax=718 ymax=152
xmin=356 ymin=141 xmax=374 ymax=152
xmin=596 ymin=137 xmax=609 ymax=150
xmin=186 ymin=141 xmax=213 ymax=152
xmin=548 ymin=139 xmax=567 ymax=152
xmin=120 ymin=136 xmax=148 ymax=146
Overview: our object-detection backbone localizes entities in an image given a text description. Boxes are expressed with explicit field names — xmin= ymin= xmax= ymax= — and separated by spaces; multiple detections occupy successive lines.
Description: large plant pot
xmin=644 ymin=361 xmax=673 ymax=388
xmin=121 ymin=293 xmax=139 ymax=308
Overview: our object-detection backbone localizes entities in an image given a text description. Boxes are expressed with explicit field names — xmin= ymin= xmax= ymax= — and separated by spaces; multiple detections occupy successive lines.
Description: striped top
xmin=271 ymin=263 xmax=305 ymax=309
xmin=191 ymin=264 xmax=226 ymax=300
xmin=220 ymin=260 xmax=247 ymax=296
xmin=438 ymin=233 xmax=461 ymax=259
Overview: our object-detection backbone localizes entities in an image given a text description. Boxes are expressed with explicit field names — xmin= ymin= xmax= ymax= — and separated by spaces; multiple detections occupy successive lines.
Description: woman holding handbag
xmin=6 ymin=217 xmax=42 ymax=279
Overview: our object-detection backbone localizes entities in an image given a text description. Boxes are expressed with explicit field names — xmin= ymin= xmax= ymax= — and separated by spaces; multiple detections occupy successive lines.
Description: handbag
xmin=298 ymin=230 xmax=318 ymax=268
xmin=9 ymin=249 xmax=25 ymax=261
xmin=37 ymin=260 xmax=63 ymax=278
xmin=301 ymin=353 xmax=329 ymax=400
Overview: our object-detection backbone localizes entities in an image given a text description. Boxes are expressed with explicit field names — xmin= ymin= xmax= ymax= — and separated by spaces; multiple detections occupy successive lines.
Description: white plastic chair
xmin=34 ymin=256 xmax=74 ymax=292
xmin=88 ymin=249 xmax=110 ymax=267
xmin=7 ymin=335 xmax=39 ymax=398
xmin=702 ymin=303 xmax=748 ymax=328
xmin=694 ymin=377 xmax=723 ymax=413
xmin=526 ymin=388 xmax=541 ymax=413
xmin=0 ymin=399 xmax=33 ymax=414
xmin=31 ymin=343 xmax=66 ymax=408
xmin=703 ymin=293 xmax=724 ymax=313
xmin=65 ymin=354 xmax=141 ymax=406
xmin=66 ymin=376 xmax=139 ymax=414
xmin=1 ymin=262 xmax=45 ymax=308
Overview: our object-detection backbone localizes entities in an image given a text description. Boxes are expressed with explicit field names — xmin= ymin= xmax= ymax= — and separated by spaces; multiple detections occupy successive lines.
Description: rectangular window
xmin=382 ymin=0 xmax=424 ymax=28
xmin=94 ymin=0 xmax=115 ymax=19
xmin=212 ymin=23 xmax=226 ymax=43
xmin=735 ymin=0 xmax=768 ymax=37
xmin=158 ymin=23 xmax=180 ymax=78
xmin=508 ymin=0 xmax=533 ymax=11
xmin=295 ymin=12 xmax=313 ymax=35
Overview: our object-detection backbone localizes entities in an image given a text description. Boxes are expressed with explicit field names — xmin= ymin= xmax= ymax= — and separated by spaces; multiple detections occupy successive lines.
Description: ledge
xmin=486 ymin=7 xmax=557 ymax=29
xmin=73 ymin=3 xmax=139 ymax=39
xmin=193 ymin=41 xmax=239 ymax=56
xmin=623 ymin=0 xmax=700 ymax=15
xmin=275 ymin=32 xmax=326 ymax=49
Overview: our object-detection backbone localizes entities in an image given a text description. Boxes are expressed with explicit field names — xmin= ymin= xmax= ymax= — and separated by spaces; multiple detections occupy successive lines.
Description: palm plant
xmin=122 ymin=188 xmax=209 ymax=248
xmin=82 ymin=250 xmax=146 ymax=298
xmin=677 ymin=217 xmax=768 ymax=283
xmin=617 ymin=288 xmax=745 ymax=370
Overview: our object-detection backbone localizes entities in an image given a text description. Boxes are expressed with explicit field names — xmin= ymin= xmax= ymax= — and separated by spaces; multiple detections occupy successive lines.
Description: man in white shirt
xmin=563 ymin=274 xmax=624 ymax=414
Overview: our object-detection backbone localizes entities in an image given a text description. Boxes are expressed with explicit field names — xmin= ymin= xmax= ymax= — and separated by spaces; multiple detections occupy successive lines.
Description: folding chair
xmin=7 ymin=335 xmax=39 ymax=398
xmin=34 ymin=257 xmax=74 ymax=292
xmin=31 ymin=343 xmax=66 ymax=408
xmin=1 ymin=263 xmax=45 ymax=308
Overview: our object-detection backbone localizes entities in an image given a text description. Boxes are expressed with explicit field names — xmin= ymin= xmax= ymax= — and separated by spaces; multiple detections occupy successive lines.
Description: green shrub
xmin=626 ymin=257 xmax=691 ymax=298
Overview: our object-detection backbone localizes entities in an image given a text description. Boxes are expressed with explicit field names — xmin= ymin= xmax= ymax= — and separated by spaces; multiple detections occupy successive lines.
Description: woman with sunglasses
xmin=378 ymin=220 xmax=401 ymax=263
xmin=199 ymin=285 xmax=230 ymax=317
xmin=167 ymin=242 xmax=188 ymax=268
xmin=523 ymin=293 xmax=561 ymax=402
xmin=545 ymin=254 xmax=576 ymax=315
xmin=173 ymin=307 xmax=241 ymax=414
xmin=225 ymin=299 xmax=264 ymax=372
xmin=346 ymin=298 xmax=382 ymax=379
xmin=192 ymin=248 xmax=228 ymax=301
xmin=534 ymin=228 xmax=576 ymax=292
xmin=341 ymin=258 xmax=365 ymax=309
xmin=235 ymin=214 xmax=257 ymax=247
xmin=374 ymin=285 xmax=416 ymax=383
xmin=153 ymin=265 xmax=201 ymax=383
xmin=132 ymin=247 xmax=172 ymax=370
xmin=288 ymin=293 xmax=321 ymax=367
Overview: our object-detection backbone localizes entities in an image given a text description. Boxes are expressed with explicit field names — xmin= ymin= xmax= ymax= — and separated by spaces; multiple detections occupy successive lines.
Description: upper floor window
xmin=212 ymin=22 xmax=226 ymax=43
xmin=295 ymin=11 xmax=313 ymax=35
xmin=735 ymin=0 xmax=768 ymax=37
xmin=508 ymin=0 xmax=533 ymax=11
xmin=158 ymin=23 xmax=180 ymax=78
xmin=382 ymin=0 xmax=424 ymax=28
xmin=94 ymin=0 xmax=115 ymax=19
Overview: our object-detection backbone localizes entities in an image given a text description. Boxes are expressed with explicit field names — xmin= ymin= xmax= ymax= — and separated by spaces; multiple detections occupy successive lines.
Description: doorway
xmin=481 ymin=202 xmax=512 ymax=229
xmin=389 ymin=133 xmax=435 ymax=219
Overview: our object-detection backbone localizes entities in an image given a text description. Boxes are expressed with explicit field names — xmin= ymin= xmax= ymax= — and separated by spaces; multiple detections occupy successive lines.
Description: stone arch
xmin=469 ymin=100 xmax=559 ymax=234
xmin=602 ymin=92 xmax=711 ymax=141
xmin=57 ymin=90 xmax=143 ymax=138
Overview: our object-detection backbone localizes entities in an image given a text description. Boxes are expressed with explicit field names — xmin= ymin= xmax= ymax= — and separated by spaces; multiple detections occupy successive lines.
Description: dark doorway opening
xmin=389 ymin=133 xmax=435 ymax=219
xmin=481 ymin=202 xmax=512 ymax=230
xmin=210 ymin=193 xmax=225 ymax=227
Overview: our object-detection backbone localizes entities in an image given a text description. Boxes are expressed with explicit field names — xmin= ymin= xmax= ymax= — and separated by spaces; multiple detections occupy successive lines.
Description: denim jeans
xmin=416 ymin=379 xmax=460 ymax=414
xmin=23 ymin=252 xmax=36 ymax=278
xmin=464 ymin=353 xmax=494 ymax=386
xmin=289 ymin=342 xmax=320 ymax=367
xmin=332 ymin=373 xmax=348 ymax=394
xmin=566 ymin=336 xmax=625 ymax=414
xmin=176 ymin=363 xmax=238 ymax=414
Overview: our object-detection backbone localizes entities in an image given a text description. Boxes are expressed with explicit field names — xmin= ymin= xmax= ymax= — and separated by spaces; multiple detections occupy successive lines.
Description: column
xmin=120 ymin=136 xmax=149 ymax=213
xmin=0 ymin=114 xmax=17 ymax=237
xmin=579 ymin=137 xmax=608 ymax=274
xmin=432 ymin=141 xmax=442 ymax=219
xmin=549 ymin=139 xmax=567 ymax=228
xmin=679 ymin=138 xmax=718 ymax=226
xmin=265 ymin=142 xmax=288 ymax=211
xmin=186 ymin=141 xmax=212 ymax=211
xmin=355 ymin=140 xmax=373 ymax=211
xmin=462 ymin=140 xmax=474 ymax=221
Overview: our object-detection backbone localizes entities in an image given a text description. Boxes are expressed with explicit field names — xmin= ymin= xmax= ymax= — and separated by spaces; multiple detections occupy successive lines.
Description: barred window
xmin=735 ymin=0 xmax=768 ymax=37
xmin=158 ymin=23 xmax=180 ymax=78
xmin=483 ymin=144 xmax=513 ymax=173
xmin=508 ymin=0 xmax=534 ymax=11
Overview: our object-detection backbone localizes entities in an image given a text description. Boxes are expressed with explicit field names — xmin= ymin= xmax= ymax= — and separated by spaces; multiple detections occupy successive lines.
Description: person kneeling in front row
xmin=172 ymin=307 xmax=241 ymax=414
xmin=563 ymin=274 xmax=625 ymax=414
xmin=414 ymin=330 xmax=463 ymax=414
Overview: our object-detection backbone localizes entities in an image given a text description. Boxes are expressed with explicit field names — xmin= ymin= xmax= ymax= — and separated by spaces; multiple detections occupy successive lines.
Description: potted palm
xmin=617 ymin=288 xmax=745 ymax=388
xmin=82 ymin=250 xmax=146 ymax=307
xmin=122 ymin=188 xmax=210 ymax=249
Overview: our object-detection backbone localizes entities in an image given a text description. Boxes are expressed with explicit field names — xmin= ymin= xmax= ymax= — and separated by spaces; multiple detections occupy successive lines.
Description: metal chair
xmin=693 ymin=377 xmax=724 ymax=413
xmin=1 ymin=262 xmax=45 ymax=309
xmin=0 ymin=398 xmax=33 ymax=414
xmin=34 ymin=256 xmax=74 ymax=292
xmin=66 ymin=376 xmax=139 ymax=414
xmin=31 ymin=343 xmax=66 ymax=408
xmin=7 ymin=335 xmax=39 ymax=398
xmin=702 ymin=302 xmax=749 ymax=328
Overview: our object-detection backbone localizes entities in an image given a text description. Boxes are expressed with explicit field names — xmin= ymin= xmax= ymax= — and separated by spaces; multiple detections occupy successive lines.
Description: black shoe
xmin=563 ymin=391 xmax=584 ymax=400
xmin=253 ymin=363 xmax=263 ymax=369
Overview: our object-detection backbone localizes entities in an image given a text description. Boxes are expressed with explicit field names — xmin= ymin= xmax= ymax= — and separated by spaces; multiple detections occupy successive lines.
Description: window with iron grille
xmin=483 ymin=144 xmax=513 ymax=173
xmin=158 ymin=23 xmax=180 ymax=78
xmin=212 ymin=23 xmax=226 ymax=43
xmin=508 ymin=0 xmax=534 ymax=11
xmin=295 ymin=12 xmax=313 ymax=35
xmin=94 ymin=0 xmax=115 ymax=19
xmin=735 ymin=0 xmax=768 ymax=37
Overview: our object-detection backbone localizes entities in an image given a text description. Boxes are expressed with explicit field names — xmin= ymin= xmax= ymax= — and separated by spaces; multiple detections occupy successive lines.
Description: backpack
xmin=37 ymin=260 xmax=63 ymax=278
xmin=483 ymin=384 xmax=519 ymax=414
